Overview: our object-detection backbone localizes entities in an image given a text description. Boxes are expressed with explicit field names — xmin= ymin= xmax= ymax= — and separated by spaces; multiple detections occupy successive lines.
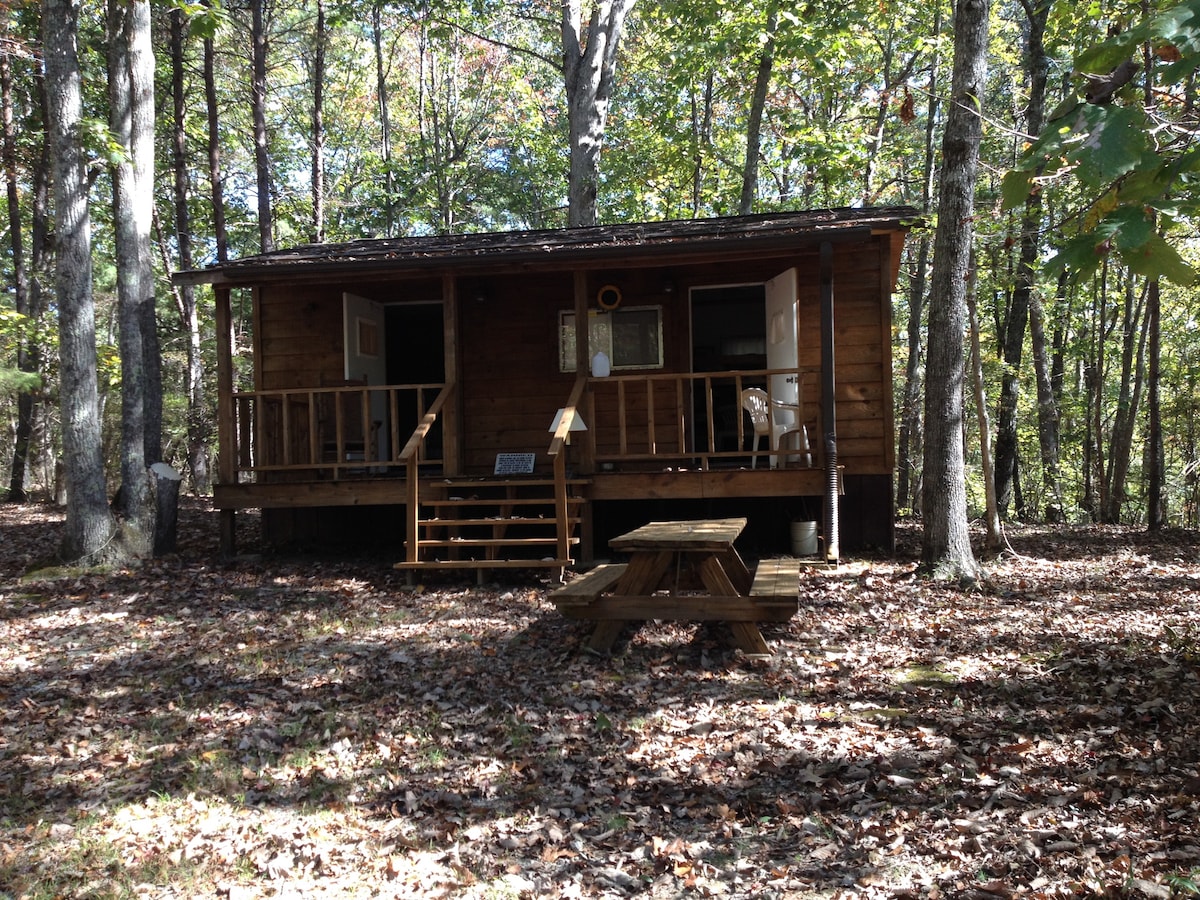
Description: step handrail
xmin=403 ymin=381 xmax=455 ymax=564
xmin=548 ymin=373 xmax=588 ymax=563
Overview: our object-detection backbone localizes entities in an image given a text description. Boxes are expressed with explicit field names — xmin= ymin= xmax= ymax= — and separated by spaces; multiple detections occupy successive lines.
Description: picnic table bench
xmin=549 ymin=518 xmax=804 ymax=655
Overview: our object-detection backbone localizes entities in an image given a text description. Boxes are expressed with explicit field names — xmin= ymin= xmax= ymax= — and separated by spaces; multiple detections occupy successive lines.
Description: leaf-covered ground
xmin=2 ymin=501 xmax=1199 ymax=899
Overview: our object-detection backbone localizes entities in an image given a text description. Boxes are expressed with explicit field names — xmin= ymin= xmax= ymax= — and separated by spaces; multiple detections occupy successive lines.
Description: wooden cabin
xmin=176 ymin=207 xmax=916 ymax=575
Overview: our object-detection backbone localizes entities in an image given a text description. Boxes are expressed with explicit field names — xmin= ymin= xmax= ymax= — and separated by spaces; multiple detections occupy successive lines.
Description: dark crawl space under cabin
xmin=175 ymin=206 xmax=917 ymax=578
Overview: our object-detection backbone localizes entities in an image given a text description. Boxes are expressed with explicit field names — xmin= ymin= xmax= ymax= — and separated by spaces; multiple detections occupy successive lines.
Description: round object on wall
xmin=597 ymin=284 xmax=622 ymax=310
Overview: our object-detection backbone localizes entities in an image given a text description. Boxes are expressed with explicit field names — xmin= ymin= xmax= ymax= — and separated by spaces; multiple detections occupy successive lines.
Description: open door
xmin=386 ymin=301 xmax=446 ymax=462
xmin=765 ymin=268 xmax=799 ymax=466
xmin=343 ymin=293 xmax=388 ymax=462
xmin=689 ymin=284 xmax=767 ymax=458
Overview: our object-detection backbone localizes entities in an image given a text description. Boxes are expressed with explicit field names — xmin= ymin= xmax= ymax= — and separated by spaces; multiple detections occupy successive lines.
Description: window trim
xmin=559 ymin=305 xmax=664 ymax=373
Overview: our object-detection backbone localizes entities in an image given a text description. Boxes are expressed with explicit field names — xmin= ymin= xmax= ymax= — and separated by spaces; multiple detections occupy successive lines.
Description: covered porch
xmin=211 ymin=363 xmax=839 ymax=575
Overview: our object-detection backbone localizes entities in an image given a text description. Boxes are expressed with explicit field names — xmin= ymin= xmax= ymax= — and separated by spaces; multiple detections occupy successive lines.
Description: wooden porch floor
xmin=212 ymin=466 xmax=825 ymax=510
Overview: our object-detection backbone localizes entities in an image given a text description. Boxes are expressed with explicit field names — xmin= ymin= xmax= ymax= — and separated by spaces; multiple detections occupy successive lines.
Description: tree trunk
xmin=994 ymin=0 xmax=1050 ymax=520
xmin=1143 ymin=9 xmax=1165 ymax=532
xmin=3 ymin=45 xmax=33 ymax=502
xmin=371 ymin=0 xmax=394 ymax=237
xmin=1086 ymin=268 xmax=1110 ymax=521
xmin=129 ymin=0 xmax=158 ymax=471
xmin=1102 ymin=278 xmax=1147 ymax=523
xmin=739 ymin=3 xmax=777 ymax=215
xmin=690 ymin=72 xmax=713 ymax=217
xmin=561 ymin=0 xmax=635 ymax=227
xmin=310 ymin=0 xmax=326 ymax=243
xmin=251 ymin=0 xmax=274 ymax=252
xmin=896 ymin=5 xmax=942 ymax=515
xmin=861 ymin=21 xmax=920 ymax=205
xmin=920 ymin=0 xmax=989 ymax=585
xmin=967 ymin=250 xmax=1002 ymax=554
xmin=1147 ymin=278 xmax=1164 ymax=529
xmin=44 ymin=0 xmax=117 ymax=563
xmin=171 ymin=6 xmax=211 ymax=494
xmin=1029 ymin=289 xmax=1063 ymax=521
xmin=108 ymin=0 xmax=156 ymax=558
xmin=203 ymin=7 xmax=229 ymax=263
xmin=141 ymin=291 xmax=163 ymax=467
xmin=25 ymin=75 xmax=52 ymax=499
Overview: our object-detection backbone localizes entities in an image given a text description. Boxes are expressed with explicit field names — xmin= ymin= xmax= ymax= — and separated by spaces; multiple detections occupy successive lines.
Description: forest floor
xmin=1 ymin=501 xmax=1199 ymax=899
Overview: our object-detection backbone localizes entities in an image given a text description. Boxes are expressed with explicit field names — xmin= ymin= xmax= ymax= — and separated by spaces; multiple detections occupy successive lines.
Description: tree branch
xmin=429 ymin=15 xmax=562 ymax=73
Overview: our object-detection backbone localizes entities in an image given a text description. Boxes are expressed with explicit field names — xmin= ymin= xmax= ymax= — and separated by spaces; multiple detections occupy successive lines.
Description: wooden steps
xmin=395 ymin=476 xmax=590 ymax=581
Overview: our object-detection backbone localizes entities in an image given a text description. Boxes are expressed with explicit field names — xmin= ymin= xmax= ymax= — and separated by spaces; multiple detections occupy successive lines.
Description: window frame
xmin=559 ymin=305 xmax=664 ymax=373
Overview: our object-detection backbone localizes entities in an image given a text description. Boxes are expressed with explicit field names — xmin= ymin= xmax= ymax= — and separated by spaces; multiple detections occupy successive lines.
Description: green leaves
xmin=1075 ymin=0 xmax=1200 ymax=83
xmin=1004 ymin=1 xmax=1200 ymax=286
xmin=0 ymin=369 xmax=41 ymax=396
xmin=1046 ymin=209 xmax=1195 ymax=286
xmin=169 ymin=0 xmax=227 ymax=41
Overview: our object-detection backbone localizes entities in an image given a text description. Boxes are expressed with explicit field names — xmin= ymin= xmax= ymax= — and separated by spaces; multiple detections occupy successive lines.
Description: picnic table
xmin=549 ymin=517 xmax=802 ymax=655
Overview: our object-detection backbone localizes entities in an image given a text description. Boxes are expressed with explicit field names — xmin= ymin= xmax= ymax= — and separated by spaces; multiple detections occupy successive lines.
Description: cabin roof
xmin=175 ymin=206 xmax=920 ymax=287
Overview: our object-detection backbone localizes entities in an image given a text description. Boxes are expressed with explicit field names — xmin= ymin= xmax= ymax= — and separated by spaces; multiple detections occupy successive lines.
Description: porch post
xmin=574 ymin=270 xmax=590 ymax=372
xmin=215 ymin=285 xmax=236 ymax=555
xmin=819 ymin=241 xmax=840 ymax=564
xmin=442 ymin=273 xmax=462 ymax=476
xmin=574 ymin=270 xmax=596 ymax=473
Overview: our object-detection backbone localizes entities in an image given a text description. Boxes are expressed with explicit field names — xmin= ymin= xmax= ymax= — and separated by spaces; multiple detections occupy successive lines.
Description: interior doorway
xmin=386 ymin=302 xmax=445 ymax=461
xmin=689 ymin=284 xmax=767 ymax=458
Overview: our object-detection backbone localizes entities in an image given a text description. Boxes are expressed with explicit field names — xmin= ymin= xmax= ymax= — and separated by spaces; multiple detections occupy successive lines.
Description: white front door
xmin=343 ymin=293 xmax=388 ymax=462
xmin=764 ymin=268 xmax=799 ymax=466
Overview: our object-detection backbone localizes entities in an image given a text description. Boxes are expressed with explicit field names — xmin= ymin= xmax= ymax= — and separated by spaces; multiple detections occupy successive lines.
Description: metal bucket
xmin=790 ymin=520 xmax=819 ymax=557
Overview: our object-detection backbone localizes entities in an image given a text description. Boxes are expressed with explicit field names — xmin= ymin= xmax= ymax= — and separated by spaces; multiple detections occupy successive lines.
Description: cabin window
xmin=559 ymin=307 xmax=663 ymax=372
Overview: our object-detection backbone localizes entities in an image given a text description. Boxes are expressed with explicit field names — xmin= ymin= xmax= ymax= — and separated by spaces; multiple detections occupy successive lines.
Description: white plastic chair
xmin=741 ymin=385 xmax=812 ymax=468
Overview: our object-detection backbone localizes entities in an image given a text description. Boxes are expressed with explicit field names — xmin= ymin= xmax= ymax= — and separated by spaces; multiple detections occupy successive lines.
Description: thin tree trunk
xmin=3 ymin=45 xmax=33 ymax=502
xmin=26 ymin=76 xmax=52 ymax=498
xmin=203 ymin=8 xmax=228 ymax=263
xmin=562 ymin=0 xmax=635 ymax=227
xmin=1029 ymin=289 xmax=1063 ymax=520
xmin=862 ymin=23 xmax=919 ymax=204
xmin=1102 ymin=279 xmax=1147 ymax=523
xmin=1142 ymin=17 xmax=1165 ymax=532
xmin=1050 ymin=269 xmax=1067 ymax=407
xmin=1017 ymin=0 xmax=1061 ymax=523
xmin=45 ymin=0 xmax=117 ymax=563
xmin=1087 ymin=268 xmax=1109 ymax=520
xmin=371 ymin=0 xmax=394 ymax=237
xmin=690 ymin=72 xmax=713 ymax=217
xmin=251 ymin=0 xmax=274 ymax=252
xmin=311 ymin=0 xmax=326 ymax=243
xmin=1148 ymin=277 xmax=1164 ymax=529
xmin=896 ymin=4 xmax=942 ymax=515
xmin=967 ymin=250 xmax=1002 ymax=553
xmin=171 ymin=6 xmax=210 ymax=494
xmin=920 ymin=0 xmax=989 ymax=584
xmin=994 ymin=0 xmax=1050 ymax=520
xmin=739 ymin=3 xmax=777 ymax=215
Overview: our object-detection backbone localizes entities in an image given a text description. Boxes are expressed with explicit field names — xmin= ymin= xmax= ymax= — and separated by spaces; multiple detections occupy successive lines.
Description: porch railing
xmin=584 ymin=366 xmax=820 ymax=471
xmin=229 ymin=382 xmax=447 ymax=479
xmin=229 ymin=368 xmax=819 ymax=481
